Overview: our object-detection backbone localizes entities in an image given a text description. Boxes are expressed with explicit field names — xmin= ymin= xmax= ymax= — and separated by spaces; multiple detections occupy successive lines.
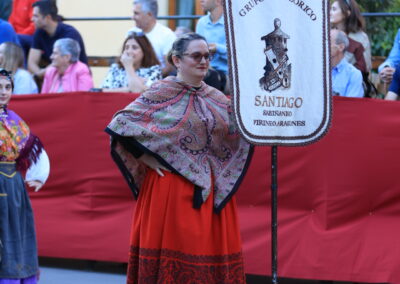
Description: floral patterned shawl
xmin=0 ymin=107 xmax=43 ymax=171
xmin=106 ymin=76 xmax=253 ymax=212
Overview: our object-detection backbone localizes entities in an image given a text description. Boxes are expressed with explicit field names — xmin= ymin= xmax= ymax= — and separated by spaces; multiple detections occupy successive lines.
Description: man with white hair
xmin=331 ymin=29 xmax=364 ymax=98
xmin=128 ymin=0 xmax=176 ymax=77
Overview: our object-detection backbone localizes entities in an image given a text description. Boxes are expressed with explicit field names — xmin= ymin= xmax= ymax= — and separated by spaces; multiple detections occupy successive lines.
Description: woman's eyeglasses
xmin=182 ymin=52 xmax=213 ymax=63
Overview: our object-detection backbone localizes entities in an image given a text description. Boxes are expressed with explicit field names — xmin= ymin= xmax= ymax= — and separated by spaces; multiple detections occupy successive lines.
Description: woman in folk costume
xmin=106 ymin=33 xmax=253 ymax=284
xmin=0 ymin=69 xmax=50 ymax=284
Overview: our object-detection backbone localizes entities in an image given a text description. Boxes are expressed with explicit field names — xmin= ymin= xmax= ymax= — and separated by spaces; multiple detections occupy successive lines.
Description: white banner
xmin=224 ymin=0 xmax=331 ymax=145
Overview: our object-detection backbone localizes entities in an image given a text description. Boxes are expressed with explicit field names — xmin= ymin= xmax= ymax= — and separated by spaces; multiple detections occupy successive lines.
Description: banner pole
xmin=271 ymin=145 xmax=278 ymax=284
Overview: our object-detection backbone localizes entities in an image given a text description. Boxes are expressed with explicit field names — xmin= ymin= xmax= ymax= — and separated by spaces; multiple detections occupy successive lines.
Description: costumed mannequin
xmin=0 ymin=69 xmax=50 ymax=284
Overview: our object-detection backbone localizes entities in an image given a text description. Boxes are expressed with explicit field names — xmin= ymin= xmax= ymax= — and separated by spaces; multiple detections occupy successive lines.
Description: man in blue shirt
xmin=331 ymin=29 xmax=364 ymax=98
xmin=28 ymin=0 xmax=88 ymax=80
xmin=0 ymin=19 xmax=20 ymax=45
xmin=196 ymin=0 xmax=227 ymax=90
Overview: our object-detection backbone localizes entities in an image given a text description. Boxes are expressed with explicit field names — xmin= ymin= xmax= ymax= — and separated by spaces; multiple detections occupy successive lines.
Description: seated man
xmin=28 ymin=0 xmax=88 ymax=80
xmin=378 ymin=28 xmax=400 ymax=85
xmin=128 ymin=0 xmax=176 ymax=77
xmin=331 ymin=29 xmax=364 ymax=98
xmin=0 ymin=19 xmax=20 ymax=45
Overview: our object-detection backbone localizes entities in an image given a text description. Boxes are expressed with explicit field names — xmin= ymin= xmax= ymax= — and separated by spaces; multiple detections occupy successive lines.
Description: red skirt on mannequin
xmin=127 ymin=169 xmax=245 ymax=284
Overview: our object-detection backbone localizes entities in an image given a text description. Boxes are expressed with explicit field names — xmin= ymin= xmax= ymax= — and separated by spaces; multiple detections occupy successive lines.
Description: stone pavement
xmin=38 ymin=257 xmax=363 ymax=284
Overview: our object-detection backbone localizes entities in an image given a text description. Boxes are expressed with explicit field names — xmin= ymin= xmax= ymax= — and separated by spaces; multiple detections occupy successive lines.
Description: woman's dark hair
xmin=32 ymin=0 xmax=58 ymax=21
xmin=167 ymin=33 xmax=207 ymax=67
xmin=0 ymin=69 xmax=14 ymax=91
xmin=334 ymin=0 xmax=365 ymax=34
xmin=118 ymin=33 xmax=160 ymax=69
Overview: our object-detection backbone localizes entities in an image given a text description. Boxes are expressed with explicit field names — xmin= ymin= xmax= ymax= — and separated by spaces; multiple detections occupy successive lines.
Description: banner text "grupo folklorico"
xmin=238 ymin=0 xmax=316 ymax=21
xmin=288 ymin=0 xmax=317 ymax=21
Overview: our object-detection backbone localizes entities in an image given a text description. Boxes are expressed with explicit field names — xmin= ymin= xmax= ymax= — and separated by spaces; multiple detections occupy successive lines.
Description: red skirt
xmin=127 ymin=169 xmax=245 ymax=284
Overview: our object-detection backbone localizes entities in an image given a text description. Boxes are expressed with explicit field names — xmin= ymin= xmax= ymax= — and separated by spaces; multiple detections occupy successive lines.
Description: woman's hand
xmin=139 ymin=153 xmax=170 ymax=177
xmin=26 ymin=180 xmax=44 ymax=192
xmin=379 ymin=66 xmax=395 ymax=84
xmin=120 ymin=51 xmax=135 ymax=70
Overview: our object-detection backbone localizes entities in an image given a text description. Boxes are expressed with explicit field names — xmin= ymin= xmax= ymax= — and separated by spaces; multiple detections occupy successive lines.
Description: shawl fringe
xmin=16 ymin=134 xmax=44 ymax=172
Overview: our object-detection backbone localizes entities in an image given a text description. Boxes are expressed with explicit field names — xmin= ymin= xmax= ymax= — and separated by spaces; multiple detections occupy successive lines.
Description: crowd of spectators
xmin=329 ymin=0 xmax=400 ymax=99
xmin=0 ymin=0 xmax=400 ymax=99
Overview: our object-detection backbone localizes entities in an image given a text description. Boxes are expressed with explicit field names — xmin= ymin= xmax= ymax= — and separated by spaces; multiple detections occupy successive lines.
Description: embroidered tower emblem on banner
xmin=260 ymin=18 xmax=292 ymax=92
xmin=224 ymin=0 xmax=331 ymax=145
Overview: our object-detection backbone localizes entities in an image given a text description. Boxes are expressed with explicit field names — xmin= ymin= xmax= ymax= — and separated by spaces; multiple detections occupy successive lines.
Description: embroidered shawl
xmin=0 ymin=108 xmax=43 ymax=171
xmin=106 ymin=76 xmax=253 ymax=212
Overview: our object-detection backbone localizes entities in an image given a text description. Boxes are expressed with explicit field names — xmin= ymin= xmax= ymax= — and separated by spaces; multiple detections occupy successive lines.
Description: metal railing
xmin=62 ymin=12 xmax=400 ymax=22
xmin=362 ymin=12 xmax=400 ymax=17
xmin=63 ymin=15 xmax=202 ymax=21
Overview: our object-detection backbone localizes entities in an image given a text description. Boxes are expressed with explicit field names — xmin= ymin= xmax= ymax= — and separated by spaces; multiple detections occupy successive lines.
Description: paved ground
xmin=39 ymin=266 xmax=126 ymax=284
xmin=38 ymin=257 xmax=374 ymax=284
xmin=39 ymin=258 xmax=127 ymax=284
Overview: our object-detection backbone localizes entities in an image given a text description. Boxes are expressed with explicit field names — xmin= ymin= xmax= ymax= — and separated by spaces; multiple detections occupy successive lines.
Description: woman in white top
xmin=330 ymin=0 xmax=372 ymax=72
xmin=0 ymin=41 xmax=38 ymax=95
xmin=101 ymin=33 xmax=162 ymax=93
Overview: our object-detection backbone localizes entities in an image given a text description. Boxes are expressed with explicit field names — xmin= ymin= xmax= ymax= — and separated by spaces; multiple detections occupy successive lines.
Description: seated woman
xmin=101 ymin=33 xmax=161 ymax=93
xmin=41 ymin=38 xmax=93 ymax=93
xmin=330 ymin=0 xmax=372 ymax=72
xmin=0 ymin=41 xmax=38 ymax=94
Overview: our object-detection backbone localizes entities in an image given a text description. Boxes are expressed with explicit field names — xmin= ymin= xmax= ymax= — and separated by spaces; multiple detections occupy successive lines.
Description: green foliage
xmin=358 ymin=0 xmax=394 ymax=12
xmin=365 ymin=17 xmax=400 ymax=56
xmin=358 ymin=0 xmax=400 ymax=56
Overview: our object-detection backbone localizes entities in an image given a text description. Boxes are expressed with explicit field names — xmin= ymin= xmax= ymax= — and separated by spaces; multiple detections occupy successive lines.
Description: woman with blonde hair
xmin=0 ymin=41 xmax=38 ymax=94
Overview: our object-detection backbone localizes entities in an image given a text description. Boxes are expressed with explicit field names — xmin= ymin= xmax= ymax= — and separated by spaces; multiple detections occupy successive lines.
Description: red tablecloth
xmin=10 ymin=93 xmax=400 ymax=283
